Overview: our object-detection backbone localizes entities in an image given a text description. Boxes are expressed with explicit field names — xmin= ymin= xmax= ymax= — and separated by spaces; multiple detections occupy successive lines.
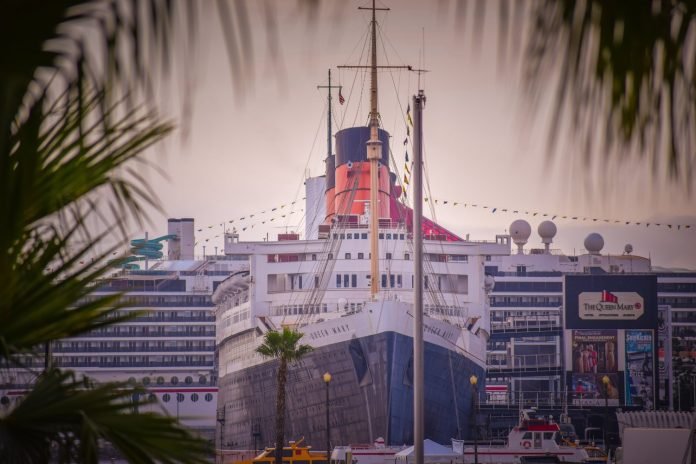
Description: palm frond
xmin=0 ymin=369 xmax=210 ymax=464
xmin=525 ymin=0 xmax=696 ymax=188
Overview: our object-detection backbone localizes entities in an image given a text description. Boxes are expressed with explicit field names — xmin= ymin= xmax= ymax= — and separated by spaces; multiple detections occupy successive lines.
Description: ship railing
xmin=486 ymin=353 xmax=561 ymax=369
xmin=51 ymin=346 xmax=215 ymax=353
xmin=490 ymin=315 xmax=561 ymax=332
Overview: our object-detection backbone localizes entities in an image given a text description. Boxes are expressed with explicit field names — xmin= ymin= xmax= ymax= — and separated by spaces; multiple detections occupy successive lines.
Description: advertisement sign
xmin=570 ymin=330 xmax=620 ymax=406
xmin=625 ymin=330 xmax=654 ymax=409
xmin=564 ymin=274 xmax=658 ymax=330
xmin=578 ymin=291 xmax=644 ymax=321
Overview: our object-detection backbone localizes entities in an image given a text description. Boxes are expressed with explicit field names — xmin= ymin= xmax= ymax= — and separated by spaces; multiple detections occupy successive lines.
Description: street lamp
xmin=602 ymin=375 xmax=610 ymax=450
xmin=470 ymin=374 xmax=479 ymax=464
xmin=323 ymin=372 xmax=332 ymax=464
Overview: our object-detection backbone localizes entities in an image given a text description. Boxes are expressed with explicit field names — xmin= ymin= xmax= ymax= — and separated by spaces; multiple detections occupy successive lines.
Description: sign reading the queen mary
xmin=578 ymin=290 xmax=645 ymax=321
xmin=565 ymin=275 xmax=657 ymax=330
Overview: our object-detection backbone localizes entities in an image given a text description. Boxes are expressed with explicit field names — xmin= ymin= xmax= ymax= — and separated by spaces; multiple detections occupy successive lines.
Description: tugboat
xmin=452 ymin=410 xmax=607 ymax=463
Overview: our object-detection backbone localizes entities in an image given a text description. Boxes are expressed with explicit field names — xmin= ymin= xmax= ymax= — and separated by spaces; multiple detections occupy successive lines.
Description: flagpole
xmin=413 ymin=89 xmax=426 ymax=464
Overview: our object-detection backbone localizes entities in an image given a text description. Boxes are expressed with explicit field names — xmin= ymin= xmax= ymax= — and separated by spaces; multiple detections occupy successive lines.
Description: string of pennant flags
xmin=421 ymin=198 xmax=694 ymax=231
xmin=192 ymin=199 xmax=306 ymax=244
xmin=397 ymin=102 xmax=691 ymax=233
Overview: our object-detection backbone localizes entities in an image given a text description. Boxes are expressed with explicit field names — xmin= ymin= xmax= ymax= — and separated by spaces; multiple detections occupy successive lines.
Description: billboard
xmin=564 ymin=274 xmax=658 ymax=330
xmin=625 ymin=330 xmax=655 ymax=409
xmin=570 ymin=330 xmax=620 ymax=406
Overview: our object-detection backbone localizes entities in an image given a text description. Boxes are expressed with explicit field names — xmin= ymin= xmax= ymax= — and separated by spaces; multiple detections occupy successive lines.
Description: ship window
xmin=386 ymin=233 xmax=392 ymax=239
xmin=381 ymin=274 xmax=387 ymax=288
xmin=340 ymin=234 xmax=345 ymax=239
xmin=171 ymin=376 xmax=179 ymax=385
xmin=333 ymin=234 xmax=338 ymax=239
xmin=351 ymin=274 xmax=357 ymax=288
xmin=485 ymin=255 xmax=491 ymax=261
xmin=343 ymin=274 xmax=349 ymax=287
xmin=191 ymin=393 xmax=199 ymax=402
xmin=162 ymin=393 xmax=171 ymax=403
xmin=347 ymin=233 xmax=352 ymax=239
xmin=390 ymin=275 xmax=395 ymax=288
xmin=336 ymin=275 xmax=341 ymax=288
xmin=358 ymin=253 xmax=364 ymax=259
xmin=544 ymin=432 xmax=554 ymax=440
xmin=205 ymin=393 xmax=213 ymax=402
xmin=424 ymin=276 xmax=429 ymax=289
xmin=199 ymin=376 xmax=207 ymax=385
xmin=400 ymin=234 xmax=405 ymax=239
xmin=177 ymin=393 xmax=185 ymax=403
xmin=379 ymin=233 xmax=384 ymax=239
xmin=522 ymin=432 xmax=532 ymax=439
xmin=404 ymin=253 xmax=410 ymax=260
xmin=386 ymin=252 xmax=392 ymax=260
xmin=328 ymin=253 xmax=333 ymax=260
xmin=185 ymin=376 xmax=193 ymax=384
xmin=361 ymin=233 xmax=367 ymax=239
xmin=315 ymin=276 xmax=320 ymax=288
xmin=312 ymin=254 xmax=317 ymax=261
xmin=156 ymin=376 xmax=164 ymax=385
xmin=345 ymin=253 xmax=351 ymax=259
xmin=397 ymin=275 xmax=402 ymax=287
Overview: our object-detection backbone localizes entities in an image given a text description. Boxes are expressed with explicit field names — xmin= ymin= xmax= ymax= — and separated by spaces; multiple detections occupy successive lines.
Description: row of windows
xmin=129 ymin=375 xmax=210 ymax=386
xmin=490 ymin=296 xmax=563 ymax=306
xmin=160 ymin=392 xmax=214 ymax=403
xmin=659 ymin=297 xmax=696 ymax=308
xmin=491 ymin=282 xmax=563 ymax=293
xmin=81 ymin=326 xmax=215 ymax=337
xmin=80 ymin=295 xmax=214 ymax=307
xmin=54 ymin=340 xmax=215 ymax=352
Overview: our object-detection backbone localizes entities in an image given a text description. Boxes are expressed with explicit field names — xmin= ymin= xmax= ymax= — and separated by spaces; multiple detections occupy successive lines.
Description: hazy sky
xmin=135 ymin=1 xmax=695 ymax=269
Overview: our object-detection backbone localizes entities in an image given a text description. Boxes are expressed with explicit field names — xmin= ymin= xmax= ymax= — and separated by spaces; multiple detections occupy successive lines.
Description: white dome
xmin=510 ymin=219 xmax=532 ymax=244
xmin=584 ymin=233 xmax=604 ymax=254
xmin=538 ymin=220 xmax=557 ymax=240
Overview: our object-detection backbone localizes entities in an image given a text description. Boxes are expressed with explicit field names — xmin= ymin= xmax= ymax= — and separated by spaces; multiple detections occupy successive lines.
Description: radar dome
xmin=624 ymin=243 xmax=633 ymax=255
xmin=584 ymin=233 xmax=604 ymax=255
xmin=538 ymin=221 xmax=557 ymax=242
xmin=510 ymin=219 xmax=532 ymax=254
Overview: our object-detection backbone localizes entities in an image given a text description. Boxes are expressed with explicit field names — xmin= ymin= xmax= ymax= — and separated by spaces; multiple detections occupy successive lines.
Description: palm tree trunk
xmin=275 ymin=358 xmax=288 ymax=464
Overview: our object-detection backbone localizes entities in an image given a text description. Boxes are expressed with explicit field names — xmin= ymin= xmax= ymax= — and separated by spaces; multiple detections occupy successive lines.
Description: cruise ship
xmin=213 ymin=3 xmax=507 ymax=450
xmin=0 ymin=218 xmax=244 ymax=439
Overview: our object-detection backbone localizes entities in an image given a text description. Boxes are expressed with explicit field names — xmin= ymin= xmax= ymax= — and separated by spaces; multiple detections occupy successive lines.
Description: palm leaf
xmin=0 ymin=369 xmax=211 ymax=464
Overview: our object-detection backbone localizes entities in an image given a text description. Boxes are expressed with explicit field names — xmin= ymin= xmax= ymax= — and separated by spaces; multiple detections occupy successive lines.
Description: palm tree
xmin=0 ymin=1 xmax=220 ymax=462
xmin=256 ymin=328 xmax=313 ymax=464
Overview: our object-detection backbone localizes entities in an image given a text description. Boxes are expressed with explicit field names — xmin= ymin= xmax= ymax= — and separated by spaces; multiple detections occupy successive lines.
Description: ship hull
xmin=218 ymin=331 xmax=484 ymax=449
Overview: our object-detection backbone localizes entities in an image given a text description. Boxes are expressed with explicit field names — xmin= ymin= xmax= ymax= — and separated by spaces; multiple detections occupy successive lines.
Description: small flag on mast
xmin=338 ymin=88 xmax=345 ymax=105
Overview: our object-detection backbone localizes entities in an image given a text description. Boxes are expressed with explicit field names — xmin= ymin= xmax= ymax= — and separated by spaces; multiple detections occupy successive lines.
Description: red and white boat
xmin=452 ymin=409 xmax=607 ymax=463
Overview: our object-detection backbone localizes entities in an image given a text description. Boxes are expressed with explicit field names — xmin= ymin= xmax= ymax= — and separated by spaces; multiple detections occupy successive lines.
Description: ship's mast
xmin=317 ymin=69 xmax=342 ymax=160
xmin=365 ymin=0 xmax=382 ymax=298
xmin=339 ymin=2 xmax=410 ymax=298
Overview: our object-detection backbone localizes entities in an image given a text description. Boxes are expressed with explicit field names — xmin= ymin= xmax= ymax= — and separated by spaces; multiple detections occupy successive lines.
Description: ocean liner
xmin=213 ymin=3 xmax=511 ymax=450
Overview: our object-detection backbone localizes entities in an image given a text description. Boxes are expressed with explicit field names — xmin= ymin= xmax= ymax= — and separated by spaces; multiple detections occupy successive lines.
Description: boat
xmin=237 ymin=438 xmax=329 ymax=464
xmin=214 ymin=1 xmax=510 ymax=450
xmin=451 ymin=409 xmax=607 ymax=463
xmin=330 ymin=438 xmax=406 ymax=464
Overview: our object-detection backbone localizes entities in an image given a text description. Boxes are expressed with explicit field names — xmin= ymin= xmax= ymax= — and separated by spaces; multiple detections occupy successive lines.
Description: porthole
xmin=156 ymin=376 xmax=165 ymax=385
xmin=162 ymin=393 xmax=171 ymax=403
xmin=127 ymin=377 xmax=136 ymax=385
xmin=198 ymin=376 xmax=207 ymax=385
xmin=171 ymin=376 xmax=178 ymax=385
xmin=191 ymin=393 xmax=199 ymax=402
xmin=148 ymin=393 xmax=157 ymax=402
xmin=205 ymin=393 xmax=213 ymax=402
xmin=177 ymin=393 xmax=185 ymax=403
xmin=0 ymin=396 xmax=9 ymax=406
xmin=142 ymin=376 xmax=151 ymax=386
xmin=185 ymin=376 xmax=193 ymax=385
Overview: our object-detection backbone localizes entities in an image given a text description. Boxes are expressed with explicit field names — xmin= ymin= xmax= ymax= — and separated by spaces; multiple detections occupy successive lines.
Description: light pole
xmin=323 ymin=372 xmax=332 ymax=464
xmin=470 ymin=374 xmax=479 ymax=464
xmin=602 ymin=375 xmax=610 ymax=450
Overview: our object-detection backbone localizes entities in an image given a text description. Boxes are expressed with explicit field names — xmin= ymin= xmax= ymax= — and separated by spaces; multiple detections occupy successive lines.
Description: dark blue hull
xmin=218 ymin=331 xmax=484 ymax=449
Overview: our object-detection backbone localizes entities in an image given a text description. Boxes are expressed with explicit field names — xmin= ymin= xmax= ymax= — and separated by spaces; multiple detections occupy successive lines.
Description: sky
xmin=133 ymin=1 xmax=696 ymax=269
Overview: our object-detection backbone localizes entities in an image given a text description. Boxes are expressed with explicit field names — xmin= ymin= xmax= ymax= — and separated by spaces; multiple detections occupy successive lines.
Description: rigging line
xmin=340 ymin=22 xmax=371 ymax=130
xmin=376 ymin=20 xmax=409 ymax=136
xmin=282 ymin=97 xmax=329 ymax=233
